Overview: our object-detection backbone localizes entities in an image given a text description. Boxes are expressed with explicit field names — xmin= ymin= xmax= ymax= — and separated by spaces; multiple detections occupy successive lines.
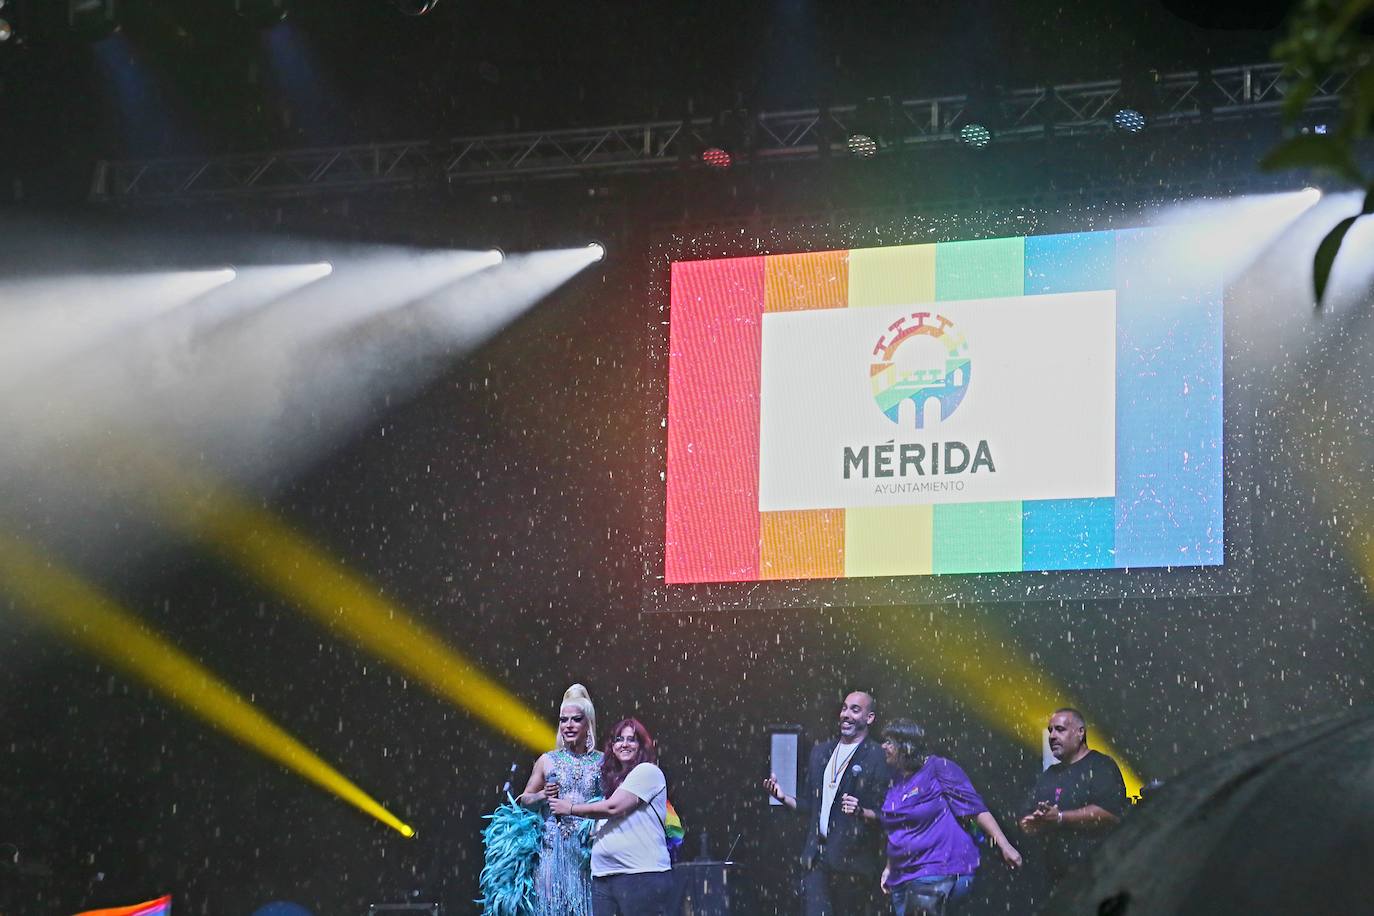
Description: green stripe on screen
xmin=935 ymin=237 xmax=1025 ymax=300
xmin=932 ymin=501 xmax=1024 ymax=574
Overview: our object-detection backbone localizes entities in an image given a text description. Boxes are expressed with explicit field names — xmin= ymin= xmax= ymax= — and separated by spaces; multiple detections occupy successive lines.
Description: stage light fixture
xmin=235 ymin=0 xmax=289 ymax=26
xmin=702 ymin=146 xmax=732 ymax=169
xmin=847 ymin=133 xmax=878 ymax=158
xmin=486 ymin=248 xmax=506 ymax=265
xmin=282 ymin=261 xmax=332 ymax=282
xmin=0 ymin=18 xmax=11 ymax=43
xmin=954 ymin=84 xmax=1001 ymax=150
xmin=699 ymin=108 xmax=751 ymax=171
xmin=847 ymin=96 xmax=893 ymax=158
xmin=391 ymin=0 xmax=439 ymax=14
xmin=1113 ymin=65 xmax=1159 ymax=135
xmin=959 ymin=123 xmax=992 ymax=148
xmin=1113 ymin=107 xmax=1147 ymax=133
xmin=587 ymin=242 xmax=606 ymax=262
xmin=67 ymin=0 xmax=119 ymax=40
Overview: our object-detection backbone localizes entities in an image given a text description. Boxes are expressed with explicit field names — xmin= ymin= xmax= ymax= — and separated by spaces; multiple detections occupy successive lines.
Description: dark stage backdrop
xmin=2 ymin=127 xmax=1373 ymax=915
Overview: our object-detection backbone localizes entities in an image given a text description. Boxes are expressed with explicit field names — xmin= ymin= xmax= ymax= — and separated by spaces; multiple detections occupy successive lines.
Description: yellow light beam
xmin=872 ymin=607 xmax=1144 ymax=798
xmin=0 ymin=531 xmax=415 ymax=837
xmin=118 ymin=450 xmax=555 ymax=753
xmin=1302 ymin=379 xmax=1374 ymax=596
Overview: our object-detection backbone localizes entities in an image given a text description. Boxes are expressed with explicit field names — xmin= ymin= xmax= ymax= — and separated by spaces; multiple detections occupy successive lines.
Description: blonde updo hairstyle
xmin=557 ymin=683 xmax=597 ymax=753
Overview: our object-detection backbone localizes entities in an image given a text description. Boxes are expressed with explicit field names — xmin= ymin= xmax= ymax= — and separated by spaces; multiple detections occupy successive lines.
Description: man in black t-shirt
xmin=1019 ymin=707 xmax=1128 ymax=884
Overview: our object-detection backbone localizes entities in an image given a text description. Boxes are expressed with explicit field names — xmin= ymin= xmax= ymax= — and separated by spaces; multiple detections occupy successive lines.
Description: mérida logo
xmin=842 ymin=440 xmax=996 ymax=480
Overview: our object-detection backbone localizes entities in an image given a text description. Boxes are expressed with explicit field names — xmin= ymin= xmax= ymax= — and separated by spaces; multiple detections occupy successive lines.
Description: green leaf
xmin=1281 ymin=80 xmax=1317 ymax=122
xmin=1312 ymin=215 xmax=1359 ymax=306
xmin=1331 ymin=0 xmax=1374 ymax=36
xmin=1348 ymin=65 xmax=1374 ymax=138
xmin=1261 ymin=133 xmax=1364 ymax=185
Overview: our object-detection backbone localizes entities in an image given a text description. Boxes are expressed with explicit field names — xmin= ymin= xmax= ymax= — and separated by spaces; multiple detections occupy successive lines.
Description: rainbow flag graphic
xmin=72 ymin=895 xmax=172 ymax=916
xmin=664 ymin=800 xmax=684 ymax=850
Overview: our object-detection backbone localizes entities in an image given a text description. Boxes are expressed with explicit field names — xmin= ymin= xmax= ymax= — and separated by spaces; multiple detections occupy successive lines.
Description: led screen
xmin=663 ymin=229 xmax=1223 ymax=585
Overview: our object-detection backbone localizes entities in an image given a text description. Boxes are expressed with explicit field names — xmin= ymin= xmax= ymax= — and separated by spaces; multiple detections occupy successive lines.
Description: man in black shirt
xmin=1019 ymin=707 xmax=1128 ymax=884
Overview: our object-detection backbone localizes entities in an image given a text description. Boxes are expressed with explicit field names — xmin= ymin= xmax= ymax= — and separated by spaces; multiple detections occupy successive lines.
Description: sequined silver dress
xmin=536 ymin=748 xmax=603 ymax=916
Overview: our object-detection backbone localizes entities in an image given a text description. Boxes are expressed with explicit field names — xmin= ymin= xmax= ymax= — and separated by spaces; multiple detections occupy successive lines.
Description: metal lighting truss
xmin=91 ymin=62 xmax=1345 ymax=203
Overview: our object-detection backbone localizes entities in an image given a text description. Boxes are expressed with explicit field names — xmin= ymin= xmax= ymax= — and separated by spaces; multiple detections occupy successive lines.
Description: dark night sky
xmin=2 ymin=1 xmax=1287 ymax=176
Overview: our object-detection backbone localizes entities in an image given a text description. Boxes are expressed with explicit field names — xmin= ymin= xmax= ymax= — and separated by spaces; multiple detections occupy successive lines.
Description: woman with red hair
xmin=550 ymin=718 xmax=672 ymax=915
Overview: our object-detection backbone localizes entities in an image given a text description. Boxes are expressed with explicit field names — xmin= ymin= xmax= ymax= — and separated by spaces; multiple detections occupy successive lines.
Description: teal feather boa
xmin=477 ymin=794 xmax=542 ymax=916
xmin=476 ymin=793 xmax=602 ymax=915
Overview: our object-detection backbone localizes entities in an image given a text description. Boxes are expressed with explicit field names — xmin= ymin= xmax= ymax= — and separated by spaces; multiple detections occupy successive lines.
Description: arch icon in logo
xmin=869 ymin=311 xmax=971 ymax=429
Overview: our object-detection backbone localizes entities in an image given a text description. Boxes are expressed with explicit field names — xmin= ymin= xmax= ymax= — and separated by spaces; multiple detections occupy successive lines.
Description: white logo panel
xmin=757 ymin=290 xmax=1117 ymax=511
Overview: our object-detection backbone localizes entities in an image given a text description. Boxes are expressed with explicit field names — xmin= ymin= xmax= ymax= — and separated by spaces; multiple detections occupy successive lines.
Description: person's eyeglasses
xmin=558 ymin=715 xmax=585 ymax=723
xmin=612 ymin=735 xmax=639 ymax=745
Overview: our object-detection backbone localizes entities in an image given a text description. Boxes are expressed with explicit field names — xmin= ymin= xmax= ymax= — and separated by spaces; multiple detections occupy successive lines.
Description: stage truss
xmin=90 ymin=63 xmax=1344 ymax=204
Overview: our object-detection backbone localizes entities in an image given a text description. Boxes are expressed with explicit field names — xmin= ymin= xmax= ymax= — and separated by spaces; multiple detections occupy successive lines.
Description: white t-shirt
xmin=818 ymin=741 xmax=861 ymax=839
xmin=590 ymin=762 xmax=671 ymax=877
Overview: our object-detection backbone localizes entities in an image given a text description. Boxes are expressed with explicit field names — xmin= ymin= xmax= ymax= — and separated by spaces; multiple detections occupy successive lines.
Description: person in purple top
xmin=878 ymin=719 xmax=1022 ymax=915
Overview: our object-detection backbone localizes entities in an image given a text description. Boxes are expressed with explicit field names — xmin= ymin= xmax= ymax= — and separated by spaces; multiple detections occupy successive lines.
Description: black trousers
xmin=802 ymin=863 xmax=886 ymax=916
xmin=592 ymin=870 xmax=673 ymax=916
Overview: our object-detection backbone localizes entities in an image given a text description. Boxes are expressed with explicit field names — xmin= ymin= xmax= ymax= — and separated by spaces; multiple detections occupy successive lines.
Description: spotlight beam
xmin=196 ymin=499 xmax=556 ymax=752
xmin=208 ymin=249 xmax=496 ymax=349
xmin=0 ymin=269 xmax=237 ymax=387
xmin=871 ymin=606 xmax=1144 ymax=797
xmin=1300 ymin=368 xmax=1374 ymax=601
xmin=0 ymin=531 xmax=415 ymax=837
xmin=100 ymin=447 xmax=555 ymax=753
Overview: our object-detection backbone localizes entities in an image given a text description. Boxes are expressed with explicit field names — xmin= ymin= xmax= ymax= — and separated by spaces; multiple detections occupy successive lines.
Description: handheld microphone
xmin=545 ymin=771 xmax=561 ymax=818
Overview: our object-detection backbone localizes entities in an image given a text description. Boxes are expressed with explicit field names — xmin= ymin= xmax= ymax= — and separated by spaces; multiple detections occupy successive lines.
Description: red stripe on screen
xmin=665 ymin=257 xmax=765 ymax=584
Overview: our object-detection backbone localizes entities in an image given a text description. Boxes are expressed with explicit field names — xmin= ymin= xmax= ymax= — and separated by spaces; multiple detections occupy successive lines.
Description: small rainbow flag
xmin=664 ymin=800 xmax=684 ymax=850
xmin=72 ymin=895 xmax=172 ymax=916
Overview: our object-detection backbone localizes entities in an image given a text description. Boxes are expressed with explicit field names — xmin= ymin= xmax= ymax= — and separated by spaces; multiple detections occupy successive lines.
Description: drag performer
xmin=479 ymin=684 xmax=603 ymax=916
xmin=552 ymin=718 xmax=672 ymax=916
xmin=877 ymin=718 xmax=1021 ymax=915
